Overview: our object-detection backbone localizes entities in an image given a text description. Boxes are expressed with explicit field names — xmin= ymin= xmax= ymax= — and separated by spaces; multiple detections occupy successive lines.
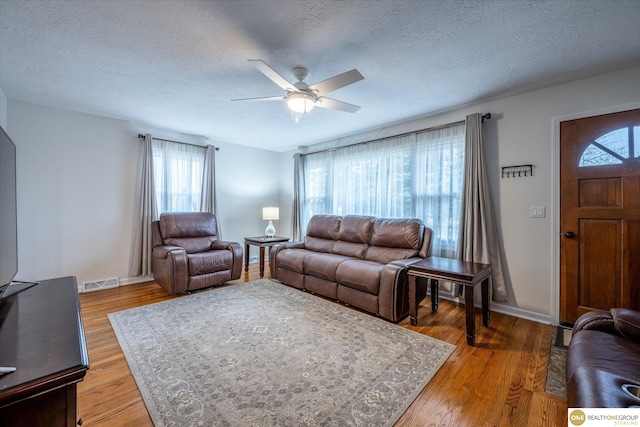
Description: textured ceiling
xmin=1 ymin=0 xmax=639 ymax=152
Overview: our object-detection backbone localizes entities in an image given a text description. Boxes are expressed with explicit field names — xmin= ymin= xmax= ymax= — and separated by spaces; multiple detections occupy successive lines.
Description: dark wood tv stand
xmin=0 ymin=276 xmax=89 ymax=426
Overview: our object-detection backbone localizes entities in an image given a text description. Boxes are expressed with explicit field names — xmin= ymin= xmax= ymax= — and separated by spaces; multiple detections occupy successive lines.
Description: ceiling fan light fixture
xmin=287 ymin=92 xmax=315 ymax=114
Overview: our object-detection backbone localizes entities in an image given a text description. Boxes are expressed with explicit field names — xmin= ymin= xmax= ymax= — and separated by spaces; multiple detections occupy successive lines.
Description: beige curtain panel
xmin=457 ymin=113 xmax=508 ymax=302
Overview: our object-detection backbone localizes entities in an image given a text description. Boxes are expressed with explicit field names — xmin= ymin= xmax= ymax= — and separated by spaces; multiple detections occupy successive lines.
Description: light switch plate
xmin=530 ymin=206 xmax=546 ymax=218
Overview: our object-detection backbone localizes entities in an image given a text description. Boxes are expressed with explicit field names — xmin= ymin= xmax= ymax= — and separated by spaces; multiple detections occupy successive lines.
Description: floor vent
xmin=249 ymin=256 xmax=259 ymax=263
xmin=83 ymin=277 xmax=119 ymax=293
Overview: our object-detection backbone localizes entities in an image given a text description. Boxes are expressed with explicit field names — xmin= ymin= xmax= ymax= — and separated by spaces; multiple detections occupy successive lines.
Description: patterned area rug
xmin=108 ymin=279 xmax=455 ymax=426
xmin=545 ymin=325 xmax=571 ymax=400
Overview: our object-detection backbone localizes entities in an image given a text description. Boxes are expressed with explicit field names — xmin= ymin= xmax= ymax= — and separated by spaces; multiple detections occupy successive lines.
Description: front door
xmin=560 ymin=108 xmax=640 ymax=325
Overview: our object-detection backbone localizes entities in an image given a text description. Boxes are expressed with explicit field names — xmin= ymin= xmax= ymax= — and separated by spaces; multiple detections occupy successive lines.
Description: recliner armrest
xmin=611 ymin=308 xmax=640 ymax=342
xmin=153 ymin=245 xmax=186 ymax=259
xmin=211 ymin=240 xmax=240 ymax=251
xmin=573 ymin=308 xmax=640 ymax=343
xmin=211 ymin=240 xmax=243 ymax=279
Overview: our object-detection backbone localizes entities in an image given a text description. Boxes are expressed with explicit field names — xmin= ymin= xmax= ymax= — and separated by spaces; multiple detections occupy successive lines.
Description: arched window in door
xmin=579 ymin=125 xmax=640 ymax=167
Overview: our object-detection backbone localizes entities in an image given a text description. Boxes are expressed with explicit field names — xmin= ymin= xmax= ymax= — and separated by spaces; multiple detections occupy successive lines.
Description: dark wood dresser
xmin=0 ymin=276 xmax=89 ymax=426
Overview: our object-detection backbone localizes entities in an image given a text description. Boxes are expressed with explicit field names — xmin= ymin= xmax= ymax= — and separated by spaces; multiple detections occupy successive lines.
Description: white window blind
xmin=152 ymin=139 xmax=206 ymax=214
xmin=302 ymin=123 xmax=465 ymax=257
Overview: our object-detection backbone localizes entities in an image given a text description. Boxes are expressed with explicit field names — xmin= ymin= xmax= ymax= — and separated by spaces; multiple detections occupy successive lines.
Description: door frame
xmin=551 ymin=101 xmax=640 ymax=325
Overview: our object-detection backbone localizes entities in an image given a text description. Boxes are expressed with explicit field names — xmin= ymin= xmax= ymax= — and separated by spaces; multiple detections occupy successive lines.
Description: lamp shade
xmin=286 ymin=93 xmax=315 ymax=114
xmin=262 ymin=207 xmax=279 ymax=221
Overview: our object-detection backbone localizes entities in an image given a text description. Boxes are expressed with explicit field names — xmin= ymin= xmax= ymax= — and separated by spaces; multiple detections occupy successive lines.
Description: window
xmin=152 ymin=139 xmax=206 ymax=213
xmin=579 ymin=126 xmax=640 ymax=167
xmin=302 ymin=123 xmax=465 ymax=257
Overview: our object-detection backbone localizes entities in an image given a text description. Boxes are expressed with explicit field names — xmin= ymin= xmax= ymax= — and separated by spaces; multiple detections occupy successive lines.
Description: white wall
xmin=278 ymin=65 xmax=640 ymax=324
xmin=5 ymin=65 xmax=639 ymax=323
xmin=212 ymin=139 xmax=282 ymax=255
xmin=0 ymin=89 xmax=7 ymax=129
xmin=7 ymin=101 xmax=280 ymax=287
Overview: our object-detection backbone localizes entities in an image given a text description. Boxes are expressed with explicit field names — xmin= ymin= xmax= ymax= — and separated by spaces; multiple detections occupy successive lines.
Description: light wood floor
xmin=77 ymin=265 xmax=568 ymax=426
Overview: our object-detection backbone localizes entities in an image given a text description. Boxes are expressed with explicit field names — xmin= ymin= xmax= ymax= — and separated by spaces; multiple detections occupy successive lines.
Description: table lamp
xmin=262 ymin=207 xmax=279 ymax=238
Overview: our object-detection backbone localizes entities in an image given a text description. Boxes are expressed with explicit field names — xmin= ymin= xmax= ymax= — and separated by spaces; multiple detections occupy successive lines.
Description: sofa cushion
xmin=335 ymin=259 xmax=383 ymax=295
xmin=159 ymin=212 xmax=219 ymax=253
xmin=365 ymin=218 xmax=423 ymax=264
xmin=160 ymin=212 xmax=218 ymax=238
xmin=304 ymin=252 xmax=351 ymax=282
xmin=332 ymin=215 xmax=374 ymax=258
xmin=187 ymin=251 xmax=232 ymax=275
xmin=307 ymin=215 xmax=341 ymax=239
xmin=338 ymin=216 xmax=374 ymax=242
xmin=305 ymin=236 xmax=336 ymax=253
xmin=333 ymin=241 xmax=368 ymax=259
xmin=370 ymin=218 xmax=423 ymax=248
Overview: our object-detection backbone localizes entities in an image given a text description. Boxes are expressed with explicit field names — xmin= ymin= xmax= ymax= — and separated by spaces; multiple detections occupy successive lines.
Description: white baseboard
xmin=119 ymin=275 xmax=154 ymax=286
xmin=435 ymin=294 xmax=552 ymax=325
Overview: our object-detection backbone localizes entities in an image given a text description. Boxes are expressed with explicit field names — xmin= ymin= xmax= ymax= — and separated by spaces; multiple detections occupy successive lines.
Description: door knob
xmin=564 ymin=231 xmax=575 ymax=238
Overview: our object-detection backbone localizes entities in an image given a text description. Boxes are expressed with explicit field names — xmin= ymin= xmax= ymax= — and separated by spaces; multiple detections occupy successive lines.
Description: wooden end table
xmin=407 ymin=257 xmax=491 ymax=346
xmin=244 ymin=236 xmax=289 ymax=278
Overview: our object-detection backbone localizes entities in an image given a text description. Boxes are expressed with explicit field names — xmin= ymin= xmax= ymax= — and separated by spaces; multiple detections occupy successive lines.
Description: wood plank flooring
xmin=77 ymin=265 xmax=568 ymax=426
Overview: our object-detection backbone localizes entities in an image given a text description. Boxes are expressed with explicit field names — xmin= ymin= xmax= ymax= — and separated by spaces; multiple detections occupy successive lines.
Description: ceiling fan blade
xmin=308 ymin=69 xmax=364 ymax=96
xmin=315 ymin=97 xmax=361 ymax=113
xmin=248 ymin=60 xmax=298 ymax=92
xmin=231 ymin=95 xmax=286 ymax=102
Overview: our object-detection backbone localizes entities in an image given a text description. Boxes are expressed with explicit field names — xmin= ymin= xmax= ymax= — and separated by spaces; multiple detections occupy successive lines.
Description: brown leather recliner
xmin=566 ymin=308 xmax=640 ymax=407
xmin=151 ymin=212 xmax=243 ymax=294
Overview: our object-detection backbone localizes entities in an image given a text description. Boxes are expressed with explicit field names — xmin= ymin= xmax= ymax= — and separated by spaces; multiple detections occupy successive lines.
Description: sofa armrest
xmin=389 ymin=257 xmax=424 ymax=269
xmin=211 ymin=240 xmax=243 ymax=279
xmin=269 ymin=242 xmax=307 ymax=279
xmin=378 ymin=258 xmax=425 ymax=321
xmin=573 ymin=308 xmax=640 ymax=343
xmin=152 ymin=245 xmax=188 ymax=294
xmin=153 ymin=245 xmax=185 ymax=259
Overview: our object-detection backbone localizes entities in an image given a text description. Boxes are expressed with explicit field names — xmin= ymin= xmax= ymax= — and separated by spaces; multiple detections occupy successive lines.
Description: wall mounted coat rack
xmin=501 ymin=164 xmax=534 ymax=178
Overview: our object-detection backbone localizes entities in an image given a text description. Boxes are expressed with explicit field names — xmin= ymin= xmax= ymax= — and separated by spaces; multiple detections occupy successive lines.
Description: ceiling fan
xmin=232 ymin=60 xmax=364 ymax=115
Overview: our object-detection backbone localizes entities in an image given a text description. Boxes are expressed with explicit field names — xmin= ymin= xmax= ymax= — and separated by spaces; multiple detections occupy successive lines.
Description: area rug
xmin=545 ymin=325 xmax=571 ymax=399
xmin=108 ymin=279 xmax=456 ymax=426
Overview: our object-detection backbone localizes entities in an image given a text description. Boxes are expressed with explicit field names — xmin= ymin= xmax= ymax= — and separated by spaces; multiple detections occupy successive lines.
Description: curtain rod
xmin=298 ymin=113 xmax=491 ymax=157
xmin=137 ymin=134 xmax=219 ymax=151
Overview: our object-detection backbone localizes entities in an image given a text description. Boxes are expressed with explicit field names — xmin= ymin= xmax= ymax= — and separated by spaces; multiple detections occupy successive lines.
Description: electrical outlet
xmin=530 ymin=206 xmax=546 ymax=218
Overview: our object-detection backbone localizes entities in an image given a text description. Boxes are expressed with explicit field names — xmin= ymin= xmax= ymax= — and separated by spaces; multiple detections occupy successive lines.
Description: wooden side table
xmin=407 ymin=257 xmax=491 ymax=346
xmin=244 ymin=236 xmax=289 ymax=278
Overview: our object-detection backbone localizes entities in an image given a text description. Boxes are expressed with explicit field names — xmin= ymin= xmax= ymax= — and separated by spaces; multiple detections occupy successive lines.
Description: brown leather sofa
xmin=566 ymin=308 xmax=640 ymax=407
xmin=152 ymin=212 xmax=243 ymax=294
xmin=269 ymin=214 xmax=432 ymax=322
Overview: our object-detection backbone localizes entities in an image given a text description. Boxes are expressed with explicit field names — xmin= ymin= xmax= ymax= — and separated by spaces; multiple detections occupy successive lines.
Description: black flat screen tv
xmin=0 ymin=126 xmax=18 ymax=287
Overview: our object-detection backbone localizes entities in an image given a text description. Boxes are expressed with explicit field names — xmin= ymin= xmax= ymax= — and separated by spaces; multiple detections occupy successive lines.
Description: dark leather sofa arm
xmin=210 ymin=240 xmax=243 ymax=279
xmin=152 ymin=245 xmax=188 ymax=294
xmin=389 ymin=257 xmax=423 ymax=269
xmin=574 ymin=308 xmax=640 ymax=343
xmin=269 ymin=242 xmax=306 ymax=279
xmin=153 ymin=245 xmax=186 ymax=259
